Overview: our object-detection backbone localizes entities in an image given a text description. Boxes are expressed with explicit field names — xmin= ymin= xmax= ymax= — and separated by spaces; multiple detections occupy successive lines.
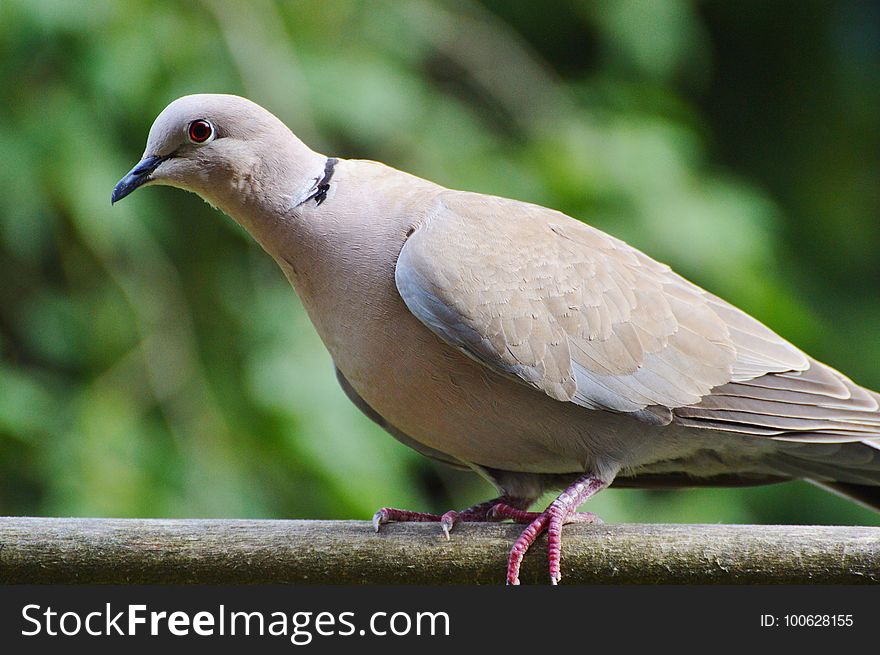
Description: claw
xmin=439 ymin=511 xmax=458 ymax=540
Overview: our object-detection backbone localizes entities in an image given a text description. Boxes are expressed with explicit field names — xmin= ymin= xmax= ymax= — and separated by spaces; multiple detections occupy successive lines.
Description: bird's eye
xmin=188 ymin=119 xmax=214 ymax=144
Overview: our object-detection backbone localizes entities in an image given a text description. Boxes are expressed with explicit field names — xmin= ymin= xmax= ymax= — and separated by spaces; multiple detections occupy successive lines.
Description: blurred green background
xmin=1 ymin=0 xmax=879 ymax=527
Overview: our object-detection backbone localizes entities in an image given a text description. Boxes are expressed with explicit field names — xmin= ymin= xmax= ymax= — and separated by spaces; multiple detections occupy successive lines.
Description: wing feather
xmin=396 ymin=193 xmax=808 ymax=422
xmin=394 ymin=191 xmax=880 ymax=446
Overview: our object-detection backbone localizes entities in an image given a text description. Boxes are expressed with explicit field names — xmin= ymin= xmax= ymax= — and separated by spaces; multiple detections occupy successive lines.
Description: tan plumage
xmin=114 ymin=94 xmax=880 ymax=583
xmin=394 ymin=188 xmax=880 ymax=470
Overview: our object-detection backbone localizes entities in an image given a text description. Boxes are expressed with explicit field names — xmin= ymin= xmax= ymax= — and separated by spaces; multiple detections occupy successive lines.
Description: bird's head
xmin=111 ymin=94 xmax=318 ymax=211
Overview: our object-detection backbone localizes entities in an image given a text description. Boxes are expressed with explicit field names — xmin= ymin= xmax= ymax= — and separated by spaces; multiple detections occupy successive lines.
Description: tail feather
xmin=811 ymin=481 xmax=880 ymax=513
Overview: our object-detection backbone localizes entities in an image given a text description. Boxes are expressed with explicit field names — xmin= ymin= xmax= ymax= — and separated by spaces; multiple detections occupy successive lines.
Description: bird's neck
xmin=253 ymin=159 xmax=441 ymax=361
xmin=205 ymin=135 xmax=329 ymax=256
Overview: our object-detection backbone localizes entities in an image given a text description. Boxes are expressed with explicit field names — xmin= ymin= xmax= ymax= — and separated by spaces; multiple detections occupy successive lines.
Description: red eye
xmin=188 ymin=119 xmax=213 ymax=143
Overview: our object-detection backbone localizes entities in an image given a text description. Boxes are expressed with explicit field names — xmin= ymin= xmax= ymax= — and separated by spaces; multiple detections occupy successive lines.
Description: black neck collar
xmin=306 ymin=157 xmax=338 ymax=207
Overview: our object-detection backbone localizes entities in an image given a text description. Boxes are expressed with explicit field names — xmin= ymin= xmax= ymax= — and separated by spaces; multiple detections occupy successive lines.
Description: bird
xmin=112 ymin=94 xmax=880 ymax=585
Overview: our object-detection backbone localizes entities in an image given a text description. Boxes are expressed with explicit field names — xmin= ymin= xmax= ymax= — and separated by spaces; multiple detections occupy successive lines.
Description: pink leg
xmin=373 ymin=496 xmax=534 ymax=540
xmin=505 ymin=476 xmax=606 ymax=585
xmin=489 ymin=503 xmax=603 ymax=526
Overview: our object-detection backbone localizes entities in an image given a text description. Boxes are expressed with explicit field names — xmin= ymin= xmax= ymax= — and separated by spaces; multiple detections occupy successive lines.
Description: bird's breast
xmin=279 ymin=247 xmax=640 ymax=475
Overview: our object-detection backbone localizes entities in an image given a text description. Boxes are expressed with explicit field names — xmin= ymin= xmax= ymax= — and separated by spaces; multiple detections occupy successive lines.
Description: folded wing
xmin=396 ymin=191 xmax=880 ymax=444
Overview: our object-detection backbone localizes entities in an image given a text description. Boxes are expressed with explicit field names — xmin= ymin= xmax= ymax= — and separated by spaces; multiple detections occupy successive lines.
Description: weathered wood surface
xmin=1 ymin=518 xmax=878 ymax=584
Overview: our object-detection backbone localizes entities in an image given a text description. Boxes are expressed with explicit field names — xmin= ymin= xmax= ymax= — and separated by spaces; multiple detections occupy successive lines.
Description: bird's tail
xmin=765 ymin=439 xmax=880 ymax=513
xmin=810 ymin=480 xmax=880 ymax=513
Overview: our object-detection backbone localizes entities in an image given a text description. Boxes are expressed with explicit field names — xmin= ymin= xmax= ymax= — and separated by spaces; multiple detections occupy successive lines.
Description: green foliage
xmin=1 ymin=0 xmax=878 ymax=525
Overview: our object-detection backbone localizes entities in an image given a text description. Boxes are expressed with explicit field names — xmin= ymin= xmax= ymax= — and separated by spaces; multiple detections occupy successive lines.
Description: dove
xmin=113 ymin=94 xmax=880 ymax=584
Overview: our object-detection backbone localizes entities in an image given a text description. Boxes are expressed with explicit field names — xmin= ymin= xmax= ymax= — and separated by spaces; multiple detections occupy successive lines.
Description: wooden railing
xmin=1 ymin=518 xmax=878 ymax=584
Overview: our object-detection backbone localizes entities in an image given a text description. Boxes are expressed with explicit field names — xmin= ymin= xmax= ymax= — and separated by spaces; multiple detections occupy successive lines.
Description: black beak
xmin=111 ymin=155 xmax=169 ymax=204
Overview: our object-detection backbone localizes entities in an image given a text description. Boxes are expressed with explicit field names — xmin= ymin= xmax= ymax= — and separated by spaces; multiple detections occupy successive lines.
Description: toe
xmin=372 ymin=509 xmax=389 ymax=532
xmin=546 ymin=512 xmax=564 ymax=584
xmin=440 ymin=511 xmax=458 ymax=540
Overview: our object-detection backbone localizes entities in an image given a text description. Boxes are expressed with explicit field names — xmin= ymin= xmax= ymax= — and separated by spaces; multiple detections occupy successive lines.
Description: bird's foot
xmin=504 ymin=475 xmax=606 ymax=586
xmin=488 ymin=503 xmax=603 ymax=526
xmin=373 ymin=496 xmax=533 ymax=540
